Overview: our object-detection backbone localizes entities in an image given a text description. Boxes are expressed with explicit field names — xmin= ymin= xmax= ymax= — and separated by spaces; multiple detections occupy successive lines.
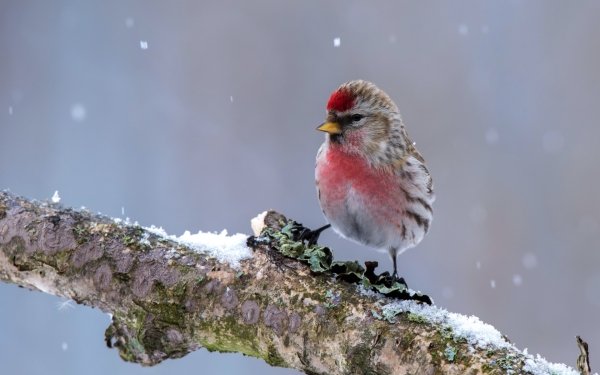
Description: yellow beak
xmin=317 ymin=122 xmax=342 ymax=135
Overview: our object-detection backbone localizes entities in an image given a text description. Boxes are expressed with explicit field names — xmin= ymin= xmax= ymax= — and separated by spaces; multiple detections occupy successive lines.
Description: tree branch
xmin=0 ymin=191 xmax=583 ymax=374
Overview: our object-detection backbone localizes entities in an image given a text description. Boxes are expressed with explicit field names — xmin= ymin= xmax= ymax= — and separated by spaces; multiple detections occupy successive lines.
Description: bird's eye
xmin=351 ymin=114 xmax=364 ymax=122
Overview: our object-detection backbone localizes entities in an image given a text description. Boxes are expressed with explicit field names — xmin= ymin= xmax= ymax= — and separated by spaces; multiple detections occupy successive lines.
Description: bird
xmin=314 ymin=80 xmax=434 ymax=279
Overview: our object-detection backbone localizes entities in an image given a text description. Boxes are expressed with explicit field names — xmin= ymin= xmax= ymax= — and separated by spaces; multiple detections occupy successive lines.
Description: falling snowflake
xmin=522 ymin=253 xmax=538 ymax=269
xmin=56 ymin=299 xmax=75 ymax=311
xmin=513 ymin=274 xmax=523 ymax=286
xmin=140 ymin=40 xmax=148 ymax=50
xmin=333 ymin=37 xmax=341 ymax=47
xmin=71 ymin=104 xmax=86 ymax=122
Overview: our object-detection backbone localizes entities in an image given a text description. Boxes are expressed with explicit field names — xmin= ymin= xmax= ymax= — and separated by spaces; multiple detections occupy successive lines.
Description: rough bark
xmin=0 ymin=191 xmax=580 ymax=374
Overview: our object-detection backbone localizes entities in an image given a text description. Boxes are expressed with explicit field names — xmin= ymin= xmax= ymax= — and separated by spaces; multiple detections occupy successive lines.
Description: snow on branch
xmin=0 ymin=191 xmax=589 ymax=374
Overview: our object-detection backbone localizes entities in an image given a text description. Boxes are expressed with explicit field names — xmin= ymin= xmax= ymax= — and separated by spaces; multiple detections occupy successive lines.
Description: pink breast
xmin=317 ymin=145 xmax=404 ymax=218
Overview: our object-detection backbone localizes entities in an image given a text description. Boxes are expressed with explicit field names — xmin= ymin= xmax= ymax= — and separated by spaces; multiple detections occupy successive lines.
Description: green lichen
xmin=324 ymin=289 xmax=341 ymax=309
xmin=347 ymin=343 xmax=378 ymax=375
xmin=53 ymin=249 xmax=73 ymax=274
xmin=266 ymin=344 xmax=286 ymax=367
xmin=199 ymin=316 xmax=262 ymax=359
xmin=490 ymin=353 xmax=519 ymax=374
xmin=380 ymin=304 xmax=404 ymax=323
xmin=252 ymin=218 xmax=431 ymax=304
xmin=406 ymin=312 xmax=428 ymax=324
xmin=121 ymin=226 xmax=145 ymax=248
xmin=444 ymin=344 xmax=457 ymax=362
xmin=72 ymin=224 xmax=91 ymax=244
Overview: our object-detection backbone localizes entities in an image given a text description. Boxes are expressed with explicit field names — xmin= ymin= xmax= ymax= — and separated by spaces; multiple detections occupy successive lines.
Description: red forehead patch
xmin=326 ymin=89 xmax=354 ymax=112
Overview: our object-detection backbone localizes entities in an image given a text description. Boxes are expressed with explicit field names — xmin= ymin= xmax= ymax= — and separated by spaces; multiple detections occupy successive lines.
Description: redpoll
xmin=315 ymin=80 xmax=434 ymax=277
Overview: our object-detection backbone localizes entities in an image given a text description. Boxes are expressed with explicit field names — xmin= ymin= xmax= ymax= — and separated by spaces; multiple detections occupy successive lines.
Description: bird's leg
xmin=388 ymin=247 xmax=408 ymax=286
xmin=388 ymin=247 xmax=399 ymax=278
xmin=299 ymin=224 xmax=331 ymax=245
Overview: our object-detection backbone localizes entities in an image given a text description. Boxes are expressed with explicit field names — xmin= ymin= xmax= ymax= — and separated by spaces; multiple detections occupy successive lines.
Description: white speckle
xmin=542 ymin=130 xmax=564 ymax=153
xmin=121 ymin=206 xmax=125 ymax=216
xmin=56 ymin=299 xmax=75 ymax=311
xmin=476 ymin=261 xmax=481 ymax=270
xmin=356 ymin=284 xmax=381 ymax=298
xmin=51 ymin=190 xmax=61 ymax=204
xmin=481 ymin=25 xmax=489 ymax=34
xmin=144 ymin=226 xmax=252 ymax=269
xmin=512 ymin=274 xmax=523 ymax=286
xmin=125 ymin=17 xmax=135 ymax=28
xmin=8 ymin=106 xmax=13 ymax=115
xmin=70 ymin=103 xmax=86 ymax=122
xmin=522 ymin=252 xmax=538 ymax=269
xmin=485 ymin=128 xmax=498 ymax=144
xmin=61 ymin=342 xmax=68 ymax=351
xmin=388 ymin=34 xmax=397 ymax=44
xmin=140 ymin=40 xmax=148 ymax=50
xmin=490 ymin=279 xmax=496 ymax=288
xmin=139 ymin=232 xmax=151 ymax=247
xmin=442 ymin=286 xmax=454 ymax=299
xmin=333 ymin=37 xmax=341 ymax=47
xmin=229 ymin=96 xmax=234 ymax=103
xmin=469 ymin=205 xmax=487 ymax=223
xmin=458 ymin=24 xmax=469 ymax=36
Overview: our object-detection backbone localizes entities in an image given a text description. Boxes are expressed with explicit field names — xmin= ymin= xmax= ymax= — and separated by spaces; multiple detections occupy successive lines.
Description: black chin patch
xmin=330 ymin=134 xmax=343 ymax=143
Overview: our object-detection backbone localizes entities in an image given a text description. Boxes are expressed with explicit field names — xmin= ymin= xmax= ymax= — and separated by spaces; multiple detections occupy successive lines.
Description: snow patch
xmin=523 ymin=354 xmax=579 ymax=375
xmin=51 ymin=190 xmax=61 ymax=203
xmin=145 ymin=225 xmax=251 ymax=269
xmin=381 ymin=300 xmax=579 ymax=374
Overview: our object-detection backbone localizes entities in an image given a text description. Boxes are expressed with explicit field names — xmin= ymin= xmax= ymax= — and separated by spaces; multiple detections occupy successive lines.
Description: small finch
xmin=314 ymin=80 xmax=434 ymax=278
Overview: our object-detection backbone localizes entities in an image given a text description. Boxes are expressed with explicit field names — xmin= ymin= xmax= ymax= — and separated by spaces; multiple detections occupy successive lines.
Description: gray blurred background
xmin=1 ymin=1 xmax=599 ymax=374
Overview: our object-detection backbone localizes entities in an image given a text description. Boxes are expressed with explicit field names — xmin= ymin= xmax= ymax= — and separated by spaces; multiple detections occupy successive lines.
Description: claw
xmin=299 ymin=224 xmax=331 ymax=245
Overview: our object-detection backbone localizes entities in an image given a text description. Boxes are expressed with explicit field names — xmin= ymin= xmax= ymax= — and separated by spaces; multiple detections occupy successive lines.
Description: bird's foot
xmin=298 ymin=224 xmax=331 ymax=246
xmin=391 ymin=272 xmax=409 ymax=288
